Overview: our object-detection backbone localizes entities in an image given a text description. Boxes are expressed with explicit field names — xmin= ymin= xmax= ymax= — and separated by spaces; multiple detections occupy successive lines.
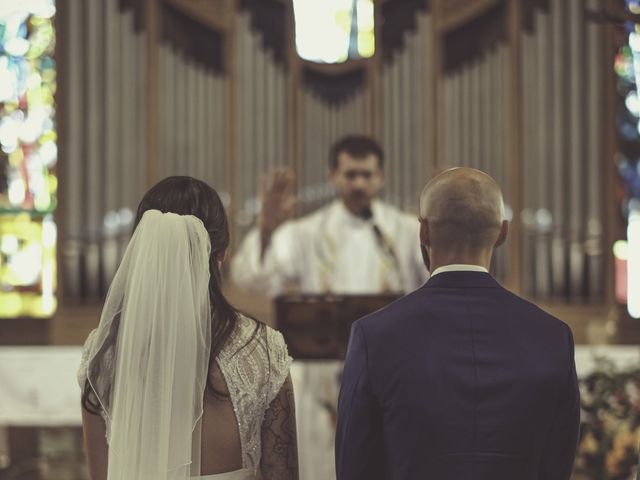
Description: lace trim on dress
xmin=78 ymin=315 xmax=293 ymax=472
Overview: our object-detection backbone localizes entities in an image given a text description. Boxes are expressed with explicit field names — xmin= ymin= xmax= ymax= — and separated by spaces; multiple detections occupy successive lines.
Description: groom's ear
xmin=419 ymin=218 xmax=430 ymax=247
xmin=419 ymin=218 xmax=431 ymax=272
xmin=494 ymin=220 xmax=509 ymax=248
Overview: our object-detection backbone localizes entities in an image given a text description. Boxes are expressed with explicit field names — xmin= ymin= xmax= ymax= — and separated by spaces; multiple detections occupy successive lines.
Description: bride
xmin=77 ymin=176 xmax=298 ymax=480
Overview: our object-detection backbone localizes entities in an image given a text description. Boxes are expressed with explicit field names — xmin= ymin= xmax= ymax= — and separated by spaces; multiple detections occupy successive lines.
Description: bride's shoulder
xmin=232 ymin=313 xmax=261 ymax=339
xmin=77 ymin=328 xmax=98 ymax=388
xmin=222 ymin=314 xmax=291 ymax=367
xmin=229 ymin=314 xmax=288 ymax=352
xmin=222 ymin=314 xmax=292 ymax=403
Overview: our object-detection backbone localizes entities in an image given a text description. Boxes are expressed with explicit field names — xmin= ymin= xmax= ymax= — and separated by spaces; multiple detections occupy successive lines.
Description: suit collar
xmin=424 ymin=271 xmax=501 ymax=289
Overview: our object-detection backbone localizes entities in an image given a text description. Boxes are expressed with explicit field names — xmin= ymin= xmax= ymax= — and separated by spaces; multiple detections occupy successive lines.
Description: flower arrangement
xmin=574 ymin=357 xmax=640 ymax=480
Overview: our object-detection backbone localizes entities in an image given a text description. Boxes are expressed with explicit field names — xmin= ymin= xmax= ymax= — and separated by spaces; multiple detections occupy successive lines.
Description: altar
xmin=0 ymin=344 xmax=638 ymax=479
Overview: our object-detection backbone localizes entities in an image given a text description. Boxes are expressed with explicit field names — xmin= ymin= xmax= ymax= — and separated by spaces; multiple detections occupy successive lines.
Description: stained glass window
xmin=0 ymin=0 xmax=57 ymax=318
xmin=293 ymin=0 xmax=375 ymax=64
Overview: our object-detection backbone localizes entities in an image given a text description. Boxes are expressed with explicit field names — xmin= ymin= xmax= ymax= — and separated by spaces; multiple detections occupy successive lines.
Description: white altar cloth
xmin=0 ymin=345 xmax=638 ymax=427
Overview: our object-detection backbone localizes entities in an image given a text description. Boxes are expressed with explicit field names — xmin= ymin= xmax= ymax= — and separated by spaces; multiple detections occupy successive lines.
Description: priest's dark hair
xmin=329 ymin=134 xmax=385 ymax=170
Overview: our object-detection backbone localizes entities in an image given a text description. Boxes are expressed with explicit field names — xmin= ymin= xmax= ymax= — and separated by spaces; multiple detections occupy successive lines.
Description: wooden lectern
xmin=274 ymin=294 xmax=401 ymax=360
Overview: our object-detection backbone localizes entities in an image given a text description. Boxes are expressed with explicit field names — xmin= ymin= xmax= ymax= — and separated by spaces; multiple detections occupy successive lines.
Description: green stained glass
xmin=0 ymin=0 xmax=57 ymax=318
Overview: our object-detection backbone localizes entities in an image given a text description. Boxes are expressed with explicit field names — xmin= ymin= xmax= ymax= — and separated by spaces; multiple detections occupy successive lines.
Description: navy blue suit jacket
xmin=336 ymin=271 xmax=580 ymax=480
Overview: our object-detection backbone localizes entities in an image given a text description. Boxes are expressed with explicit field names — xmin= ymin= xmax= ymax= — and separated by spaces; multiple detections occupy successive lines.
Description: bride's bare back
xmin=202 ymin=361 xmax=297 ymax=478
xmin=80 ymin=315 xmax=297 ymax=480
xmin=201 ymin=365 xmax=243 ymax=474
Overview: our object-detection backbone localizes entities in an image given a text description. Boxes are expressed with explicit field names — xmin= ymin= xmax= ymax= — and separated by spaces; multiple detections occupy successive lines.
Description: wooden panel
xmin=163 ymin=0 xmax=232 ymax=32
xmin=7 ymin=428 xmax=41 ymax=479
xmin=436 ymin=0 xmax=504 ymax=33
xmin=0 ymin=319 xmax=50 ymax=346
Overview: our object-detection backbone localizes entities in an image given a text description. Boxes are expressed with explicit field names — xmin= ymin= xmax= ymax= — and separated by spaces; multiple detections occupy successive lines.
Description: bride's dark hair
xmin=82 ymin=176 xmax=260 ymax=412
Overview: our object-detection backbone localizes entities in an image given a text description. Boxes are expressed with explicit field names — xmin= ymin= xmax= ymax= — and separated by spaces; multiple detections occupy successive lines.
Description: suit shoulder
xmin=355 ymin=288 xmax=427 ymax=334
xmin=499 ymin=287 xmax=571 ymax=334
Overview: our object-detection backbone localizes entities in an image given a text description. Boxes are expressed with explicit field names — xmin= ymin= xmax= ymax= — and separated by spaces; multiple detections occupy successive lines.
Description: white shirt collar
xmin=430 ymin=264 xmax=489 ymax=277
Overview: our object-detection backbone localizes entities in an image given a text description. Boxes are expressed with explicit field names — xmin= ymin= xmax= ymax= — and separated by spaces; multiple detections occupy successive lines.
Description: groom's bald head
xmin=419 ymin=168 xmax=505 ymax=250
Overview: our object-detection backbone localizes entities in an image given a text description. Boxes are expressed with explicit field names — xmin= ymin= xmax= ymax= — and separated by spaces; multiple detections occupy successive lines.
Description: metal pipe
xmin=551 ymin=0 xmax=567 ymax=296
xmin=568 ymin=0 xmax=585 ymax=299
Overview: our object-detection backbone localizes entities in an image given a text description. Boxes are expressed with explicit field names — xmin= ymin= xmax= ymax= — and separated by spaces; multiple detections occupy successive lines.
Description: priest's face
xmin=330 ymin=152 xmax=384 ymax=216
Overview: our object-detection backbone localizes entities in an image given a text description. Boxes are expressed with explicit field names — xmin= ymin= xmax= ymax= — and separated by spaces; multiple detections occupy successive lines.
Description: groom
xmin=335 ymin=168 xmax=580 ymax=479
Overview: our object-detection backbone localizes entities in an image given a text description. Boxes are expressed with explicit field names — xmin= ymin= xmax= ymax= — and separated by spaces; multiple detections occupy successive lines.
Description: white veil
xmin=86 ymin=209 xmax=212 ymax=480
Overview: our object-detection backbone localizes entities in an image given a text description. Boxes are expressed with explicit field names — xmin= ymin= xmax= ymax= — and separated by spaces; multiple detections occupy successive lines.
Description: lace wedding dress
xmin=78 ymin=314 xmax=292 ymax=480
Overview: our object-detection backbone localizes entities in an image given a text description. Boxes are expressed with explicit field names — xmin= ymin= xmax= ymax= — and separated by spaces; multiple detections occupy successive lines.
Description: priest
xmin=231 ymin=134 xmax=428 ymax=480
xmin=232 ymin=134 xmax=427 ymax=296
